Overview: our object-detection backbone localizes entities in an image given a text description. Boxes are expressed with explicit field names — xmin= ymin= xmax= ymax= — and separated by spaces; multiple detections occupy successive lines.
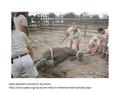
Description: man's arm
xmin=60 ymin=34 xmax=68 ymax=44
xmin=23 ymin=32 xmax=33 ymax=57
xmin=27 ymin=43 xmax=33 ymax=57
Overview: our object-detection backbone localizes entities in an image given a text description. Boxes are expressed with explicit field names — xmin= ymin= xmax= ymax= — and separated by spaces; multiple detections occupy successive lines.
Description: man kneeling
xmin=87 ymin=35 xmax=100 ymax=55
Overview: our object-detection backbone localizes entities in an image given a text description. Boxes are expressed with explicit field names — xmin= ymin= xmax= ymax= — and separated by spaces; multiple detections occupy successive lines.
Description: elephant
xmin=36 ymin=47 xmax=83 ymax=70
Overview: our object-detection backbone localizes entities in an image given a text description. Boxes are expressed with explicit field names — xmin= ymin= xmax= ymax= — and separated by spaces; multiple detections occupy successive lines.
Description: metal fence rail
xmin=28 ymin=17 xmax=108 ymax=37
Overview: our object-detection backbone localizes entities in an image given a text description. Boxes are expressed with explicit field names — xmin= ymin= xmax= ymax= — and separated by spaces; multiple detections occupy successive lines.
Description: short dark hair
xmin=98 ymin=27 xmax=104 ymax=33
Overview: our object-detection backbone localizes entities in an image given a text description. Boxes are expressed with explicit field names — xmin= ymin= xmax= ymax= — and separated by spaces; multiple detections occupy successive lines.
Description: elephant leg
xmin=69 ymin=56 xmax=77 ymax=61
xmin=69 ymin=53 xmax=83 ymax=61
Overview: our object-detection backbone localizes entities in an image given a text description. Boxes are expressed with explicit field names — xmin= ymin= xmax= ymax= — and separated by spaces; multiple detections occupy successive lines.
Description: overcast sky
xmin=28 ymin=0 xmax=109 ymax=16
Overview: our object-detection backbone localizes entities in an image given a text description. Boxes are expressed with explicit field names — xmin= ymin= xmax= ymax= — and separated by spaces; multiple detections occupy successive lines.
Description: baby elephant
xmin=36 ymin=47 xmax=83 ymax=70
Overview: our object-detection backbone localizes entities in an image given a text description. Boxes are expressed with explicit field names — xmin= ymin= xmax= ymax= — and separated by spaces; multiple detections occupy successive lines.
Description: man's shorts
xmin=11 ymin=54 xmax=38 ymax=78
xmin=70 ymin=38 xmax=81 ymax=45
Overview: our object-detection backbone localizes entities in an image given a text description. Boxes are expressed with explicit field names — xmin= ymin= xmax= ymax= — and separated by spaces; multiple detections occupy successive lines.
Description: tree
xmin=102 ymin=14 xmax=109 ymax=19
xmin=92 ymin=14 xmax=100 ymax=18
xmin=47 ymin=13 xmax=56 ymax=26
xmin=80 ymin=12 xmax=91 ymax=18
xmin=48 ymin=13 xmax=56 ymax=18
xmin=29 ymin=15 xmax=34 ymax=18
xmin=63 ymin=12 xmax=76 ymax=18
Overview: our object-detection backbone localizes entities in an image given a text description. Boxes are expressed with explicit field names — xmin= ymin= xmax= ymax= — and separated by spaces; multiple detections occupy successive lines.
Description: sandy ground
xmin=29 ymin=30 xmax=108 ymax=78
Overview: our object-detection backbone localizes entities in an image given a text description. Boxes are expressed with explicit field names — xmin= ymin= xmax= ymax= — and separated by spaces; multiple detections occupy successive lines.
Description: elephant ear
xmin=45 ymin=60 xmax=55 ymax=69
xmin=64 ymin=47 xmax=72 ymax=55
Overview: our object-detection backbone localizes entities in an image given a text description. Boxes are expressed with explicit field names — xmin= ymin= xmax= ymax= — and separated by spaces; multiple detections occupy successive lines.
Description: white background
xmin=0 ymin=0 xmax=120 ymax=90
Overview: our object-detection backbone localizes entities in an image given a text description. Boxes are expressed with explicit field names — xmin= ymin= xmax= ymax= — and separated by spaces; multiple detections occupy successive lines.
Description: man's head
xmin=93 ymin=38 xmax=98 ymax=42
xmin=92 ymin=36 xmax=98 ymax=42
xmin=98 ymin=27 xmax=105 ymax=34
xmin=73 ymin=25 xmax=79 ymax=32
xmin=16 ymin=15 xmax=28 ymax=33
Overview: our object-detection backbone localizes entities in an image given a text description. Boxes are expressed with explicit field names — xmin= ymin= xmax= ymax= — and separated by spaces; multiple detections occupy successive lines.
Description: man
xmin=11 ymin=14 xmax=38 ymax=78
xmin=64 ymin=25 xmax=82 ymax=51
xmin=36 ymin=47 xmax=83 ymax=70
xmin=13 ymin=12 xmax=29 ymax=36
xmin=97 ymin=27 xmax=109 ymax=58
xmin=87 ymin=35 xmax=100 ymax=55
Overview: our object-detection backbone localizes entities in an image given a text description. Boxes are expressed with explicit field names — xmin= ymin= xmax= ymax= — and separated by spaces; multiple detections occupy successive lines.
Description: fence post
xmin=84 ymin=23 xmax=87 ymax=37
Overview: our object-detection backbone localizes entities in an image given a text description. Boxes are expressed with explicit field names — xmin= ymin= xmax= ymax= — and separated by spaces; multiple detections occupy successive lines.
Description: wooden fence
xmin=28 ymin=17 xmax=108 ymax=37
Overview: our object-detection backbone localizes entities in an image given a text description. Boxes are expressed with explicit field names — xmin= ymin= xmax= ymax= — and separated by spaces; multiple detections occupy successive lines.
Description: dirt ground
xmin=29 ymin=30 xmax=108 ymax=78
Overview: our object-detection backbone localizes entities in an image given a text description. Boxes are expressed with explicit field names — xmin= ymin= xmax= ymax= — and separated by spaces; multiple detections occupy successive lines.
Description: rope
xmin=32 ymin=39 xmax=53 ymax=60
xmin=76 ymin=49 xmax=82 ymax=57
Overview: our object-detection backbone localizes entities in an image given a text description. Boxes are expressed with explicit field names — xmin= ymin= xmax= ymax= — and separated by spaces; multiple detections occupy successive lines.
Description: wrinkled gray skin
xmin=36 ymin=47 xmax=83 ymax=70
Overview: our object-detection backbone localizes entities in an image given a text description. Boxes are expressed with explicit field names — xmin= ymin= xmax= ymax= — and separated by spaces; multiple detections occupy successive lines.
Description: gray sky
xmin=28 ymin=0 xmax=109 ymax=16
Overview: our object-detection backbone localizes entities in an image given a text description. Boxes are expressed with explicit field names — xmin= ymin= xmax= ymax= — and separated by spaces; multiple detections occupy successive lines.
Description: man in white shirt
xmin=64 ymin=25 xmax=82 ymax=51
xmin=13 ymin=12 xmax=29 ymax=36
xmin=87 ymin=35 xmax=101 ymax=55
xmin=11 ymin=14 xmax=38 ymax=78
